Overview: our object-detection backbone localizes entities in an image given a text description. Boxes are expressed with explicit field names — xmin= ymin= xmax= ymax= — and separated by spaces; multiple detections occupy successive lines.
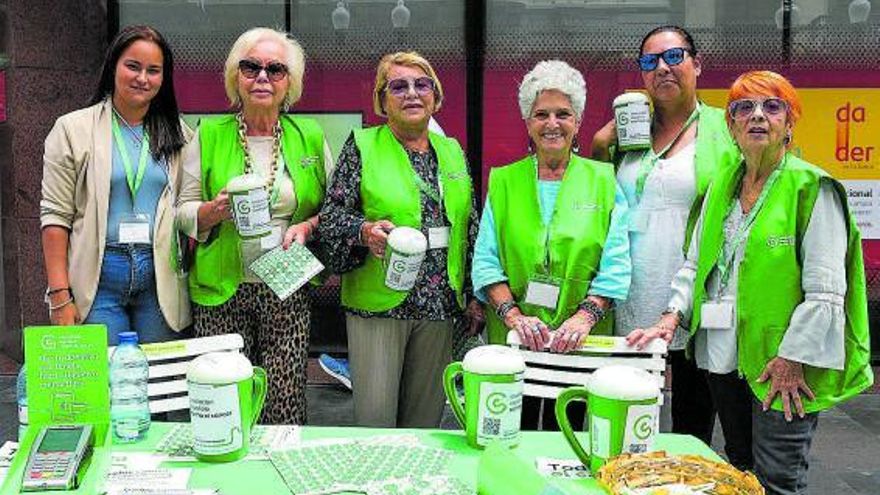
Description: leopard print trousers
xmin=194 ymin=283 xmax=309 ymax=425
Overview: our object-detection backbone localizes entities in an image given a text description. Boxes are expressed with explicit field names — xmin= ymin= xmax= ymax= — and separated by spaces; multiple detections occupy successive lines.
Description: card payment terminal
xmin=21 ymin=424 xmax=94 ymax=491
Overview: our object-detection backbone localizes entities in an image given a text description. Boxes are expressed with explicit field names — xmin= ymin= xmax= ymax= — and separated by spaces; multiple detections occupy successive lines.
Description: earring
xmin=784 ymin=129 xmax=792 ymax=146
xmin=527 ymin=138 xmax=534 ymax=155
xmin=571 ymin=137 xmax=580 ymax=155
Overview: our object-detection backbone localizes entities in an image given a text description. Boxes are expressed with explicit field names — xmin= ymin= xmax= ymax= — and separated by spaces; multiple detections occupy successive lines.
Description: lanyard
xmin=111 ymin=113 xmax=150 ymax=201
xmin=635 ymin=103 xmax=701 ymax=199
xmin=411 ymin=168 xmax=444 ymax=204
xmin=532 ymin=155 xmax=564 ymax=273
xmin=716 ymin=157 xmax=785 ymax=293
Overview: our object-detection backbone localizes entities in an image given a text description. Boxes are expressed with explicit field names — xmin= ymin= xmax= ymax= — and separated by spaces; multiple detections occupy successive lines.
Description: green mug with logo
xmin=187 ymin=351 xmax=267 ymax=462
xmin=555 ymin=365 xmax=659 ymax=473
xmin=443 ymin=345 xmax=526 ymax=449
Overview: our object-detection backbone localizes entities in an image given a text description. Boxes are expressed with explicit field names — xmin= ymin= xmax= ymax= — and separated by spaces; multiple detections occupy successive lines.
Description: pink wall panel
xmin=175 ymin=66 xmax=468 ymax=151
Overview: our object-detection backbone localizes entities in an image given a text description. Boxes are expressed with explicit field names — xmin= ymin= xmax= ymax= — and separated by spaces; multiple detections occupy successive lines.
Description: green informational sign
xmin=182 ymin=112 xmax=363 ymax=161
xmin=23 ymin=325 xmax=111 ymax=446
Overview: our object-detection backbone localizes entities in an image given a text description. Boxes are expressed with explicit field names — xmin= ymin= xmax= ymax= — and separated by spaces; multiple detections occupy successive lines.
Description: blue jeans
xmin=84 ymin=244 xmax=176 ymax=345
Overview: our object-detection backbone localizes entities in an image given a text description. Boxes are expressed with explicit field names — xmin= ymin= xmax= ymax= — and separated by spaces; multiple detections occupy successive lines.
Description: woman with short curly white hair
xmin=176 ymin=27 xmax=334 ymax=424
xmin=472 ymin=60 xmax=632 ymax=430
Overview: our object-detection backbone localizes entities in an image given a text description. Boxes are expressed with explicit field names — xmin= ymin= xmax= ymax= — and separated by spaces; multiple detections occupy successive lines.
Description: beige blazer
xmin=40 ymin=99 xmax=193 ymax=330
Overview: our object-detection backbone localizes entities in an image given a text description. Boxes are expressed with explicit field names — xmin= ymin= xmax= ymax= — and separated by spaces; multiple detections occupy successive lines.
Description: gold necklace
xmin=236 ymin=112 xmax=282 ymax=194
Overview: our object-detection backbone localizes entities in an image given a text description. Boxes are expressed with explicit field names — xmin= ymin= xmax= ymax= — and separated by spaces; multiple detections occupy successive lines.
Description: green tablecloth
xmin=2 ymin=423 xmax=719 ymax=494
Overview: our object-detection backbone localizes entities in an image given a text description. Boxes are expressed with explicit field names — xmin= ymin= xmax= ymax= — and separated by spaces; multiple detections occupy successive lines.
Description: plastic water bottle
xmin=110 ymin=332 xmax=151 ymax=443
xmin=16 ymin=365 xmax=27 ymax=440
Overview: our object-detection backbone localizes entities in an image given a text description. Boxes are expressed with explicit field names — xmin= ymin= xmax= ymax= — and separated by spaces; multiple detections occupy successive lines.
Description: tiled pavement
xmin=1 ymin=362 xmax=878 ymax=494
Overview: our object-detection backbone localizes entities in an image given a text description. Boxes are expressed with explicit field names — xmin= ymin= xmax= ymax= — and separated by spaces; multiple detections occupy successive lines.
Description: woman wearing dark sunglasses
xmin=318 ymin=52 xmax=482 ymax=428
xmin=176 ymin=27 xmax=334 ymax=425
xmin=630 ymin=71 xmax=872 ymax=495
xmin=592 ymin=25 xmax=740 ymax=449
xmin=472 ymin=60 xmax=631 ymax=430
xmin=40 ymin=25 xmax=191 ymax=344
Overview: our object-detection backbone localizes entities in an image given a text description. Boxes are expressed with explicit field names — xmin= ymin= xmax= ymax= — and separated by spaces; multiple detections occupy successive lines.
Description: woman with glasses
xmin=318 ymin=51 xmax=482 ymax=428
xmin=40 ymin=25 xmax=191 ymax=344
xmin=630 ymin=71 xmax=872 ymax=494
xmin=176 ymin=27 xmax=334 ymax=424
xmin=591 ymin=25 xmax=740 ymax=447
xmin=472 ymin=60 xmax=631 ymax=430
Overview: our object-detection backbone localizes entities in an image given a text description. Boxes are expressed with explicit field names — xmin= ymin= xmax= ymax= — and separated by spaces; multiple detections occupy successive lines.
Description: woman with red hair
xmin=628 ymin=70 xmax=872 ymax=494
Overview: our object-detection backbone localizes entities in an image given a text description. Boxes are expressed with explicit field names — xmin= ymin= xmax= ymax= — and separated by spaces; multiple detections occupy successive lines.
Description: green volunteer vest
xmin=691 ymin=153 xmax=873 ymax=413
xmin=685 ymin=105 xmax=742 ymax=252
xmin=189 ymin=114 xmax=327 ymax=306
xmin=340 ymin=125 xmax=473 ymax=312
xmin=485 ymin=154 xmax=618 ymax=344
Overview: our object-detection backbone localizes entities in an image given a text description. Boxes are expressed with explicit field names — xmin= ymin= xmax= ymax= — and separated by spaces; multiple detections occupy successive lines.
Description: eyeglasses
xmin=385 ymin=77 xmax=436 ymax=97
xmin=728 ymin=98 xmax=788 ymax=120
xmin=637 ymin=47 xmax=692 ymax=71
xmin=238 ymin=59 xmax=288 ymax=82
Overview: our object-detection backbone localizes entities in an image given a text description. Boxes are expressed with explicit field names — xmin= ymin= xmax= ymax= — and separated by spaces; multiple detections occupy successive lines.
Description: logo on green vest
xmin=300 ymin=156 xmax=320 ymax=167
xmin=570 ymin=200 xmax=603 ymax=211
xmin=766 ymin=235 xmax=795 ymax=248
xmin=632 ymin=414 xmax=654 ymax=440
xmin=485 ymin=392 xmax=508 ymax=415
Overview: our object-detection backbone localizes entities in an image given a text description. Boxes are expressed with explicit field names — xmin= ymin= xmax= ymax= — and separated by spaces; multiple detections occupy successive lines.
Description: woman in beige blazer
xmin=40 ymin=25 xmax=192 ymax=344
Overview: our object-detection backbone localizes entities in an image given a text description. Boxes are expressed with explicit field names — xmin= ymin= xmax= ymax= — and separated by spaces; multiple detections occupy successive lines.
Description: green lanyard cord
xmin=716 ymin=156 xmax=786 ymax=293
xmin=635 ymin=102 xmax=701 ymax=199
xmin=532 ymin=155 xmax=566 ymax=273
xmin=111 ymin=113 xmax=150 ymax=203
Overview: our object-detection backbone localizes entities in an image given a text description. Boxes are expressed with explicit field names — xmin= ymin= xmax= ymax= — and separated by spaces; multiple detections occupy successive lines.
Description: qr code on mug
xmin=482 ymin=417 xmax=501 ymax=436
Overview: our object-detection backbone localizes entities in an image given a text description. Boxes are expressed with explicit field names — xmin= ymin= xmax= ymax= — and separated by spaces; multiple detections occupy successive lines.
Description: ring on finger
xmin=531 ymin=323 xmax=541 ymax=334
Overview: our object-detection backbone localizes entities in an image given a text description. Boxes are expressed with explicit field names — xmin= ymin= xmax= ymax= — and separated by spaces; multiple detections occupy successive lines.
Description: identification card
xmin=118 ymin=212 xmax=151 ymax=244
xmin=524 ymin=276 xmax=561 ymax=309
xmin=261 ymin=225 xmax=283 ymax=250
xmin=629 ymin=209 xmax=649 ymax=233
xmin=428 ymin=226 xmax=450 ymax=249
xmin=701 ymin=301 xmax=734 ymax=330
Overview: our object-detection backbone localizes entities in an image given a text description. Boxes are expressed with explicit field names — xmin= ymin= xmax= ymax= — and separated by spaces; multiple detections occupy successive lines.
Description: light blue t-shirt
xmin=106 ymin=124 xmax=168 ymax=244
xmin=472 ymin=180 xmax=631 ymax=303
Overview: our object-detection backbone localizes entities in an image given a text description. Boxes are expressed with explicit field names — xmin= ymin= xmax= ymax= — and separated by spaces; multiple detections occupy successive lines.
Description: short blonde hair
xmin=223 ymin=27 xmax=305 ymax=110
xmin=372 ymin=51 xmax=444 ymax=117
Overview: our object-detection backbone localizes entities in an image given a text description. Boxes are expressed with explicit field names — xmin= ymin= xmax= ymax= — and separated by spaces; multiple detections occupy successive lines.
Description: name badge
xmin=118 ymin=213 xmax=151 ymax=244
xmin=261 ymin=225 xmax=283 ymax=250
xmin=524 ymin=276 xmax=561 ymax=310
xmin=428 ymin=227 xmax=450 ymax=249
xmin=629 ymin=209 xmax=649 ymax=233
xmin=701 ymin=301 xmax=734 ymax=330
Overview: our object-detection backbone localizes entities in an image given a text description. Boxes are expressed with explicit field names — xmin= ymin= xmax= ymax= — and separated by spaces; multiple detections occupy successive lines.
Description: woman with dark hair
xmin=40 ymin=25 xmax=192 ymax=344
xmin=592 ymin=25 xmax=740 ymax=445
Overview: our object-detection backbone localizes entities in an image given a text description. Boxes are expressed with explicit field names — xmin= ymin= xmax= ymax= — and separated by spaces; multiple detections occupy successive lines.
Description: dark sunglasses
xmin=637 ymin=47 xmax=692 ymax=71
xmin=385 ymin=77 xmax=436 ymax=97
xmin=728 ymin=98 xmax=788 ymax=120
xmin=238 ymin=59 xmax=288 ymax=81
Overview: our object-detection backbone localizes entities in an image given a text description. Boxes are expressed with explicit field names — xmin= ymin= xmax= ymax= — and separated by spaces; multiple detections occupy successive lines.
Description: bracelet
xmin=44 ymin=287 xmax=71 ymax=304
xmin=495 ymin=300 xmax=518 ymax=320
xmin=48 ymin=296 xmax=75 ymax=311
xmin=661 ymin=306 xmax=684 ymax=324
xmin=577 ymin=299 xmax=606 ymax=324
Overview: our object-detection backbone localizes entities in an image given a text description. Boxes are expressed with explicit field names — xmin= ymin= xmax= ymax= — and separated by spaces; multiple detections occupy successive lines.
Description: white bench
xmin=506 ymin=333 xmax=667 ymax=406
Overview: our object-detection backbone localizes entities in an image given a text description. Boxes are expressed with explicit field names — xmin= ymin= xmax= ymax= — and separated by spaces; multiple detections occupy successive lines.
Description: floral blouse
xmin=318 ymin=134 xmax=479 ymax=321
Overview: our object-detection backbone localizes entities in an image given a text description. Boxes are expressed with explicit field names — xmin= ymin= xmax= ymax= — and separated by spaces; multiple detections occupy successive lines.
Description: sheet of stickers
xmin=269 ymin=434 xmax=473 ymax=495
xmin=154 ymin=424 xmax=301 ymax=460
xmin=250 ymin=243 xmax=324 ymax=300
